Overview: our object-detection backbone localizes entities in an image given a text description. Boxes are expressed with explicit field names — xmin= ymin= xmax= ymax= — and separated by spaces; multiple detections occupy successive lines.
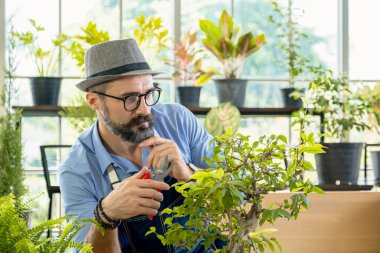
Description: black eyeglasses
xmin=93 ymin=88 xmax=161 ymax=111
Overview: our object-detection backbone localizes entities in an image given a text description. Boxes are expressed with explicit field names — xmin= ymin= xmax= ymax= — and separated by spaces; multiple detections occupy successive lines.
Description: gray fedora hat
xmin=76 ymin=38 xmax=162 ymax=91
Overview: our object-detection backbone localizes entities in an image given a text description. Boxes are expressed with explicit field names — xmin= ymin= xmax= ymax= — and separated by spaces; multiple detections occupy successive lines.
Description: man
xmin=59 ymin=39 xmax=219 ymax=252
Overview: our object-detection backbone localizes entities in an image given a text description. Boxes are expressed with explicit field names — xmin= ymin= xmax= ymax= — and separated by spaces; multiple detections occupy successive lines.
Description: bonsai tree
xmin=148 ymin=118 xmax=324 ymax=252
xmin=0 ymin=27 xmax=26 ymax=198
xmin=12 ymin=19 xmax=68 ymax=77
xmin=0 ymin=193 xmax=101 ymax=252
xmin=204 ymin=102 xmax=241 ymax=137
xmin=199 ymin=10 xmax=266 ymax=79
xmin=163 ymin=31 xmax=218 ymax=87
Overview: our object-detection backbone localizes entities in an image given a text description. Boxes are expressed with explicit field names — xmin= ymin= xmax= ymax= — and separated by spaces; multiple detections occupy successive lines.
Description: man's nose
xmin=135 ymin=98 xmax=150 ymax=115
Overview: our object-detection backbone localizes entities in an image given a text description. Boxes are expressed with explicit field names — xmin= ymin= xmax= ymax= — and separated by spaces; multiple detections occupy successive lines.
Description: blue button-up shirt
xmin=59 ymin=103 xmax=215 ymax=244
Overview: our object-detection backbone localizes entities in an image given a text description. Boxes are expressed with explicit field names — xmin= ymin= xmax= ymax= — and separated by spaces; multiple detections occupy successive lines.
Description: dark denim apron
xmin=107 ymin=164 xmax=224 ymax=253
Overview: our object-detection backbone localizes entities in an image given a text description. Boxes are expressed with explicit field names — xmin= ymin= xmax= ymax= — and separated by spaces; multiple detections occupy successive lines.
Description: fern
xmin=0 ymin=194 xmax=98 ymax=253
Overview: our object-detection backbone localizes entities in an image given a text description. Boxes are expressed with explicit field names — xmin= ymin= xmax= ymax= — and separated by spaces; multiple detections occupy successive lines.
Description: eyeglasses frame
xmin=92 ymin=87 xmax=162 ymax=111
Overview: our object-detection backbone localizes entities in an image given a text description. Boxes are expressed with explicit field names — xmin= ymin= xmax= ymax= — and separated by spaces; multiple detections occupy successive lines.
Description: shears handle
xmin=141 ymin=172 xmax=161 ymax=220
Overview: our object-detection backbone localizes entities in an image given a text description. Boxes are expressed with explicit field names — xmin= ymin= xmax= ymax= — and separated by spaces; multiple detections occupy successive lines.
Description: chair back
xmin=40 ymin=145 xmax=71 ymax=195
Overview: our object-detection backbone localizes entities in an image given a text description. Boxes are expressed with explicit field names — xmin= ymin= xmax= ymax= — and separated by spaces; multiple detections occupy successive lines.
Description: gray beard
xmin=101 ymin=105 xmax=154 ymax=144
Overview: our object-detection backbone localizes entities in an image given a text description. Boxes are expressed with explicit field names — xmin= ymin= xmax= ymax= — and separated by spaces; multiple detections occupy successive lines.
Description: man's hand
xmin=102 ymin=167 xmax=170 ymax=220
xmin=139 ymin=136 xmax=193 ymax=182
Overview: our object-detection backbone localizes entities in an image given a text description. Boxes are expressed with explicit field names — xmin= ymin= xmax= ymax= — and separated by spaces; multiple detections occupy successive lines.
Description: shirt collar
xmin=92 ymin=122 xmax=161 ymax=175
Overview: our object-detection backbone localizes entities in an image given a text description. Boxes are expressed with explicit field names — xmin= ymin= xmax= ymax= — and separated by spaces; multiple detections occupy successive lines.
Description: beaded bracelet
xmin=94 ymin=198 xmax=121 ymax=230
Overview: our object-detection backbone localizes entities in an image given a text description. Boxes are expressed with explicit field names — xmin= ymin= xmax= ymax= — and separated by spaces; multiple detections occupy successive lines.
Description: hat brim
xmin=76 ymin=69 xmax=163 ymax=91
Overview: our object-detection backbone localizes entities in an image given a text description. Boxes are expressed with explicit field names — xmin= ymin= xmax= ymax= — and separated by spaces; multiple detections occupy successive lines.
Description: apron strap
xmin=107 ymin=164 xmax=122 ymax=190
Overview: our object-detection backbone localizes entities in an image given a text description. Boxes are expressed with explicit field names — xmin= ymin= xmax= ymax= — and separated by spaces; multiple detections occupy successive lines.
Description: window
xmin=3 ymin=0 xmax=378 ymax=225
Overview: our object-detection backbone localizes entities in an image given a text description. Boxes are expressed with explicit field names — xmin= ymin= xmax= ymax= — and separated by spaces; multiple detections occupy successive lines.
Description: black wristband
xmin=98 ymin=198 xmax=119 ymax=223
xmin=94 ymin=198 xmax=121 ymax=230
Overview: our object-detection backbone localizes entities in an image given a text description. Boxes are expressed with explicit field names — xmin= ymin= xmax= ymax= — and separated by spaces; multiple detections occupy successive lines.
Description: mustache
xmin=126 ymin=114 xmax=154 ymax=127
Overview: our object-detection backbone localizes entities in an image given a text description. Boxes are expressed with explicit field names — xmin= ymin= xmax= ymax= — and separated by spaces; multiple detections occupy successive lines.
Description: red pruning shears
xmin=141 ymin=155 xmax=173 ymax=220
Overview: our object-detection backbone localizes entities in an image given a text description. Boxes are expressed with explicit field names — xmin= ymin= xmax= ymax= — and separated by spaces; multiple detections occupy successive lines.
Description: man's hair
xmin=88 ymin=85 xmax=106 ymax=101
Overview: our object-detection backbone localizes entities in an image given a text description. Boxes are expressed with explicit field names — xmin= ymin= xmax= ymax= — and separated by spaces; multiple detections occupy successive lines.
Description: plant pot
xmin=370 ymin=151 xmax=380 ymax=186
xmin=315 ymin=142 xmax=364 ymax=185
xmin=176 ymin=86 xmax=202 ymax=107
xmin=281 ymin=87 xmax=304 ymax=108
xmin=30 ymin=77 xmax=62 ymax=106
xmin=214 ymin=79 xmax=248 ymax=107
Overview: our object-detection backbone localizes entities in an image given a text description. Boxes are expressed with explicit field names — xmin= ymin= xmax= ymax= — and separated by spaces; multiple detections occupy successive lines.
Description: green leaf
xmin=277 ymin=135 xmax=288 ymax=144
xmin=271 ymin=238 xmax=283 ymax=253
xmin=299 ymin=144 xmax=325 ymax=154
xmin=249 ymin=228 xmax=278 ymax=238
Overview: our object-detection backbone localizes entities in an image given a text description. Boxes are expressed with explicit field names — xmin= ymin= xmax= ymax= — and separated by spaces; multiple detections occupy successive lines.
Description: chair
xmin=40 ymin=145 xmax=71 ymax=237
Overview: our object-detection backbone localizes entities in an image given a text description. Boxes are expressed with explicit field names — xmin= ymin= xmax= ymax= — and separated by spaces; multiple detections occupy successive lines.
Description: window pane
xmin=180 ymin=0 xmax=230 ymax=34
xmin=294 ymin=0 xmax=338 ymax=75
xmin=6 ymin=0 xmax=59 ymax=77
xmin=349 ymin=0 xmax=380 ymax=79
xmin=61 ymin=0 xmax=120 ymax=76
xmin=22 ymin=117 xmax=59 ymax=169
xmin=236 ymin=0 xmax=338 ymax=79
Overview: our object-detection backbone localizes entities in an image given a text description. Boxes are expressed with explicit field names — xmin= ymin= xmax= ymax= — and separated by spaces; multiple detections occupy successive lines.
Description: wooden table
xmin=260 ymin=192 xmax=380 ymax=253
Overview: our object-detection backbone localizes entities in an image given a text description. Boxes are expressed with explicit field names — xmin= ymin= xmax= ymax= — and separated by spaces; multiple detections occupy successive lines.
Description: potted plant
xmin=356 ymin=82 xmax=380 ymax=185
xmin=269 ymin=0 xmax=321 ymax=108
xmin=0 ymin=27 xmax=27 ymax=199
xmin=147 ymin=128 xmax=324 ymax=252
xmin=308 ymin=76 xmax=370 ymax=185
xmin=199 ymin=10 xmax=266 ymax=107
xmin=163 ymin=31 xmax=218 ymax=107
xmin=0 ymin=193 xmax=100 ymax=252
xmin=12 ymin=19 xmax=69 ymax=106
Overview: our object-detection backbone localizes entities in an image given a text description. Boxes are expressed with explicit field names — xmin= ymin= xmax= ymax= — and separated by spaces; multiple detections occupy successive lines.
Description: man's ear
xmin=86 ymin=92 xmax=100 ymax=110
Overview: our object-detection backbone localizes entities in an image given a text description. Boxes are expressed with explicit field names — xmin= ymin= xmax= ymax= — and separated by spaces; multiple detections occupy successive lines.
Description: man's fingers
xmin=137 ymin=188 xmax=164 ymax=201
xmin=138 ymin=198 xmax=161 ymax=210
xmin=139 ymin=136 xmax=169 ymax=148
xmin=137 ymin=206 xmax=159 ymax=216
xmin=137 ymin=179 xmax=170 ymax=191
xmin=131 ymin=167 xmax=149 ymax=179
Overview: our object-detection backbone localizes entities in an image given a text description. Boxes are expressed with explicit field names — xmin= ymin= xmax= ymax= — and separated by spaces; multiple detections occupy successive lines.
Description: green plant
xmin=133 ymin=14 xmax=170 ymax=68
xmin=163 ymin=31 xmax=218 ymax=86
xmin=60 ymin=21 xmax=107 ymax=133
xmin=356 ymin=82 xmax=380 ymax=135
xmin=199 ymin=10 xmax=266 ymax=79
xmin=12 ymin=19 xmax=68 ymax=77
xmin=0 ymin=193 xmax=100 ymax=252
xmin=269 ymin=0 xmax=325 ymax=87
xmin=59 ymin=94 xmax=96 ymax=134
xmin=306 ymin=76 xmax=370 ymax=142
xmin=0 ymin=25 xmax=26 ymax=198
xmin=148 ymin=127 xmax=324 ymax=252
xmin=204 ymin=102 xmax=241 ymax=137
xmin=64 ymin=21 xmax=110 ymax=73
